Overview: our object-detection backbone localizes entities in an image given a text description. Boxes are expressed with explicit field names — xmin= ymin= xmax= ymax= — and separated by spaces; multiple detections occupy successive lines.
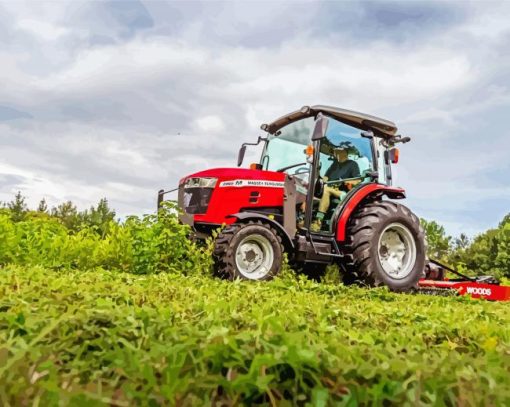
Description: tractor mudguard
xmin=226 ymin=212 xmax=295 ymax=250
xmin=335 ymin=184 xmax=406 ymax=242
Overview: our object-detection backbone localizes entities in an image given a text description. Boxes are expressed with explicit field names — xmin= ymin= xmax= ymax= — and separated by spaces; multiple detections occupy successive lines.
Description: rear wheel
xmin=213 ymin=221 xmax=283 ymax=281
xmin=346 ymin=201 xmax=426 ymax=291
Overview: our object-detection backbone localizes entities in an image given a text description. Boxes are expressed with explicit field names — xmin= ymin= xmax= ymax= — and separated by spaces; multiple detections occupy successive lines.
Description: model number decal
xmin=219 ymin=179 xmax=284 ymax=188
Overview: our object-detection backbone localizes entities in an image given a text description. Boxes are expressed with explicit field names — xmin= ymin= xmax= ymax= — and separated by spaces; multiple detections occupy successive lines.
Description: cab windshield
xmin=260 ymin=116 xmax=374 ymax=180
xmin=260 ymin=117 xmax=315 ymax=172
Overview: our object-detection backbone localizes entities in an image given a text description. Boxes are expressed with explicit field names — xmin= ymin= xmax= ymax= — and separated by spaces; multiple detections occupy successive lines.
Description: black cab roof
xmin=261 ymin=105 xmax=397 ymax=137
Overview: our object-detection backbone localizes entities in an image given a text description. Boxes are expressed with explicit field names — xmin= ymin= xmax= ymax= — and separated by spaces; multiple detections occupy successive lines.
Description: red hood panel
xmin=182 ymin=168 xmax=285 ymax=183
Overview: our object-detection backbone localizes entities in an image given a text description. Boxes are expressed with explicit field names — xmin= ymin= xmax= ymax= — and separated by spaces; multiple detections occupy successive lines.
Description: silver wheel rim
xmin=235 ymin=234 xmax=274 ymax=280
xmin=377 ymin=222 xmax=417 ymax=279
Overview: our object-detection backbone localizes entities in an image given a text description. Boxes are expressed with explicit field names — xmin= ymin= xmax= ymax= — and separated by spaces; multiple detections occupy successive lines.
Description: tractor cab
xmin=245 ymin=105 xmax=402 ymax=234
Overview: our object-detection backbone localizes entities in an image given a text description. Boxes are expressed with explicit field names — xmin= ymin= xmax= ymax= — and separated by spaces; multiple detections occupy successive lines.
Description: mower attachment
xmin=418 ymin=259 xmax=510 ymax=302
xmin=418 ymin=279 xmax=510 ymax=301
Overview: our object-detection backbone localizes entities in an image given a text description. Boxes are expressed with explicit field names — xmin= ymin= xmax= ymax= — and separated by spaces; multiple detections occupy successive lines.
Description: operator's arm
xmin=324 ymin=162 xmax=336 ymax=181
xmin=349 ymin=161 xmax=361 ymax=178
xmin=342 ymin=161 xmax=361 ymax=191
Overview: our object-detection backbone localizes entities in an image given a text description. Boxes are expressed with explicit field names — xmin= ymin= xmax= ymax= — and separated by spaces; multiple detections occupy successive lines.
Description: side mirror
xmin=314 ymin=177 xmax=324 ymax=198
xmin=311 ymin=114 xmax=329 ymax=141
xmin=237 ymin=145 xmax=247 ymax=167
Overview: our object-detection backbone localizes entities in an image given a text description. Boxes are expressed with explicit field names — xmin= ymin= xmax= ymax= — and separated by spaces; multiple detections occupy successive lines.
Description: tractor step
xmin=308 ymin=233 xmax=344 ymax=259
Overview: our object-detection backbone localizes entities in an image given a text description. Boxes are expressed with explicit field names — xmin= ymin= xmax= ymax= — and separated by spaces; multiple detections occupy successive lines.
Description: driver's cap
xmin=335 ymin=141 xmax=354 ymax=151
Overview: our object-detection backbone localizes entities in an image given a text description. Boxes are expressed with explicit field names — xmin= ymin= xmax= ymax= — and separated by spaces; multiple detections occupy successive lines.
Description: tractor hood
xmin=177 ymin=168 xmax=287 ymax=226
xmin=261 ymin=105 xmax=398 ymax=137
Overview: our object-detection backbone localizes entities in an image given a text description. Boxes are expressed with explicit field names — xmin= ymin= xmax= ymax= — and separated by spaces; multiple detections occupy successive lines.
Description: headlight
xmin=184 ymin=177 xmax=217 ymax=189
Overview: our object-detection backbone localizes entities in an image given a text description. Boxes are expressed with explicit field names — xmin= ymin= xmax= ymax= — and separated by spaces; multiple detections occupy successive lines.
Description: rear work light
xmin=391 ymin=148 xmax=399 ymax=164
xmin=385 ymin=148 xmax=400 ymax=165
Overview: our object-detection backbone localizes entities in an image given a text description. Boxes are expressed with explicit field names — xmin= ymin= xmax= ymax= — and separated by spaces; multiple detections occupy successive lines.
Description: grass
xmin=1 ymin=265 xmax=509 ymax=406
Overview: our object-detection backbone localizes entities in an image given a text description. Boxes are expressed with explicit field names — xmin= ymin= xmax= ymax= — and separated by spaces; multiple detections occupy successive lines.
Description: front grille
xmin=181 ymin=187 xmax=213 ymax=214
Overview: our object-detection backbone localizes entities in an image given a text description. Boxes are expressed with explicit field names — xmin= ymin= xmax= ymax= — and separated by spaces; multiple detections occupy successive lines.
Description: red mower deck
xmin=419 ymin=259 xmax=510 ymax=301
xmin=419 ymin=279 xmax=510 ymax=301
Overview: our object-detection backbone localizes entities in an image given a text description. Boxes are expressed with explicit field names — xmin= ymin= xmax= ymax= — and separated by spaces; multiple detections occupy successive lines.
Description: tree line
xmin=1 ymin=191 xmax=116 ymax=236
xmin=421 ymin=216 xmax=510 ymax=279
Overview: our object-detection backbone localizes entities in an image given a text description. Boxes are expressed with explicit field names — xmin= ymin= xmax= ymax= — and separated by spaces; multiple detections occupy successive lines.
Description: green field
xmin=1 ymin=265 xmax=509 ymax=406
xmin=1 ymin=205 xmax=509 ymax=405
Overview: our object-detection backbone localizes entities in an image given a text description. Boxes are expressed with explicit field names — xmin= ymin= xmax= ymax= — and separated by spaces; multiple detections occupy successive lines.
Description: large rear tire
xmin=346 ymin=201 xmax=426 ymax=292
xmin=213 ymin=221 xmax=283 ymax=281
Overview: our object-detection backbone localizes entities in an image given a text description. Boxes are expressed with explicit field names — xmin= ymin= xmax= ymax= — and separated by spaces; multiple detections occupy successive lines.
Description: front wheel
xmin=213 ymin=221 xmax=283 ymax=281
xmin=346 ymin=201 xmax=426 ymax=291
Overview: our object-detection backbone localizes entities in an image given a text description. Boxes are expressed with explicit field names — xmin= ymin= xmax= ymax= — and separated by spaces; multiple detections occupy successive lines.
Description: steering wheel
xmin=325 ymin=176 xmax=360 ymax=186
xmin=276 ymin=162 xmax=307 ymax=173
xmin=293 ymin=166 xmax=310 ymax=175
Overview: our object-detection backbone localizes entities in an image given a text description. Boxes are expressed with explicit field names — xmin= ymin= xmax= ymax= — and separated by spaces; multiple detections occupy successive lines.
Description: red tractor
xmin=160 ymin=105 xmax=427 ymax=292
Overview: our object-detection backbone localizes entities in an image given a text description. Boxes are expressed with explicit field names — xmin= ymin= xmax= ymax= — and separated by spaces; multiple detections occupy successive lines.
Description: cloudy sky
xmin=1 ymin=0 xmax=509 ymax=237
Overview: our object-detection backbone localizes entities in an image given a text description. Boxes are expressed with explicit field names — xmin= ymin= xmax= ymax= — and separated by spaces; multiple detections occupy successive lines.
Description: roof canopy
xmin=262 ymin=105 xmax=398 ymax=137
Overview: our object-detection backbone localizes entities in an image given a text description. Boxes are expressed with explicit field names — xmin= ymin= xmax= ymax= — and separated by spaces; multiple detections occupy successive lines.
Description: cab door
xmin=307 ymin=115 xmax=377 ymax=233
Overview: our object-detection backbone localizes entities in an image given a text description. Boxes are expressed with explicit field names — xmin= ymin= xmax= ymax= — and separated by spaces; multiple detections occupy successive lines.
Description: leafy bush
xmin=0 ymin=202 xmax=212 ymax=276
xmin=421 ymin=215 xmax=510 ymax=279
xmin=420 ymin=218 xmax=452 ymax=262
xmin=450 ymin=216 xmax=510 ymax=279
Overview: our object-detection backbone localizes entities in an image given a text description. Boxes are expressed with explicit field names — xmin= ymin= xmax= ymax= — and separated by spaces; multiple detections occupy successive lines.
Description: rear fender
xmin=227 ymin=212 xmax=295 ymax=250
xmin=335 ymin=184 xmax=406 ymax=242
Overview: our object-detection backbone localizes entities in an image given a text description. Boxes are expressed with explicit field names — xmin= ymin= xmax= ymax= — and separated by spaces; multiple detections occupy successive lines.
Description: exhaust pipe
xmin=157 ymin=189 xmax=165 ymax=211
xmin=157 ymin=187 xmax=178 ymax=211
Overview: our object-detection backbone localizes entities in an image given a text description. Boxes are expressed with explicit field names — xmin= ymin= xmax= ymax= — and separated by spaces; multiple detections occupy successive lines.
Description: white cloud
xmin=0 ymin=1 xmax=510 ymax=237
xmin=195 ymin=115 xmax=225 ymax=134
xmin=16 ymin=18 xmax=69 ymax=41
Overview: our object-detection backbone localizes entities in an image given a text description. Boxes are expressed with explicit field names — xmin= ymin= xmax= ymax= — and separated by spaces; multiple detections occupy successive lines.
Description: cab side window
xmin=318 ymin=118 xmax=374 ymax=181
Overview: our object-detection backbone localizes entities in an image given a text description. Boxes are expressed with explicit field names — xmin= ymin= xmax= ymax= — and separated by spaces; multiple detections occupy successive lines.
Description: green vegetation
xmin=421 ymin=216 xmax=510 ymax=279
xmin=0 ymin=198 xmax=208 ymax=276
xmin=3 ymin=192 xmax=118 ymax=234
xmin=2 ymin=266 xmax=510 ymax=406
xmin=0 ymin=193 xmax=509 ymax=405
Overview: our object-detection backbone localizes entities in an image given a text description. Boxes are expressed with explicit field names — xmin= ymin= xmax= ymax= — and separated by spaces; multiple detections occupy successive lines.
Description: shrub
xmin=0 ymin=202 xmax=212 ymax=275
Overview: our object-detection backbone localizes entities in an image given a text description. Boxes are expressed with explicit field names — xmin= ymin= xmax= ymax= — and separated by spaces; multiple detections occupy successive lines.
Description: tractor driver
xmin=312 ymin=145 xmax=360 ymax=231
